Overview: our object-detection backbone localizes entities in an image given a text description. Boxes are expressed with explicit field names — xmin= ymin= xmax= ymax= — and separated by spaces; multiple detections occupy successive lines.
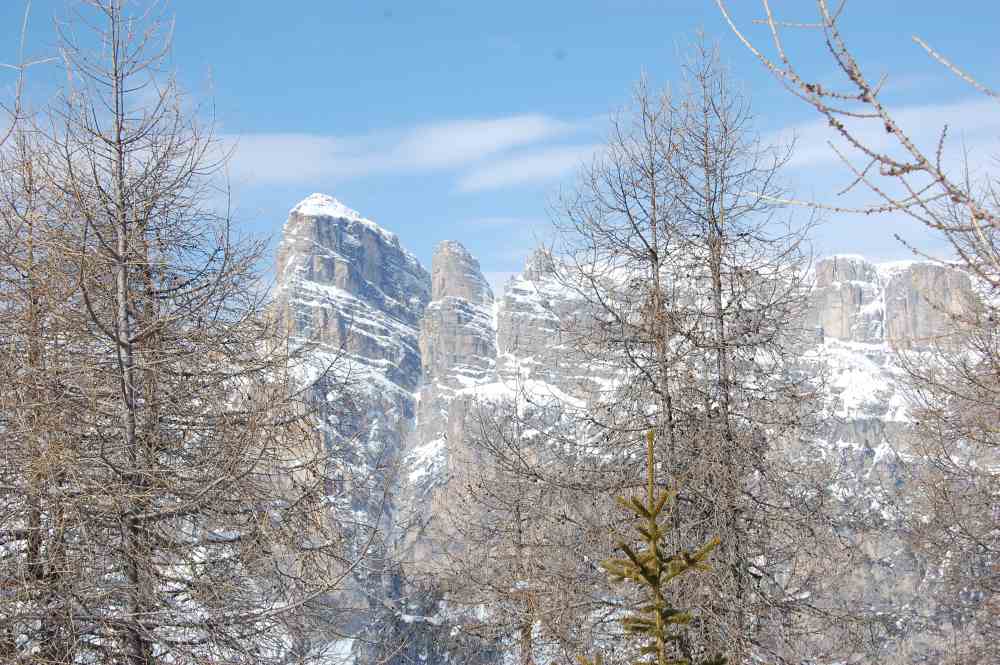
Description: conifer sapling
xmin=579 ymin=431 xmax=725 ymax=665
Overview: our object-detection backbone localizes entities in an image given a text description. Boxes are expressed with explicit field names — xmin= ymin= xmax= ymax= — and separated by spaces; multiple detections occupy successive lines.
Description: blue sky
xmin=3 ymin=1 xmax=998 ymax=290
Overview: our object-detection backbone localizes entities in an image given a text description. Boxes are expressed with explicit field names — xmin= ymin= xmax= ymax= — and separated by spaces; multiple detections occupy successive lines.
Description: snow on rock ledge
xmin=289 ymin=193 xmax=399 ymax=243
xmin=276 ymin=193 xmax=430 ymax=392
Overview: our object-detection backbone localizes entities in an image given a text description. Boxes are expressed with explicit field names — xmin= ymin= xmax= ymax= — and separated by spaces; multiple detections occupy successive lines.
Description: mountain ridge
xmin=274 ymin=193 xmax=977 ymax=663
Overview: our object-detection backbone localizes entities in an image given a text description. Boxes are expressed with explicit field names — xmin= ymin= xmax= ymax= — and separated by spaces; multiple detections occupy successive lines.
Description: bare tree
xmin=716 ymin=0 xmax=999 ymax=288
xmin=434 ymin=42 xmax=850 ymax=665
xmin=0 ymin=2 xmax=365 ymax=663
xmin=0 ymin=5 xmax=77 ymax=660
xmin=432 ymin=393 xmax=609 ymax=665
xmin=546 ymin=41 xmax=852 ymax=665
xmin=0 ymin=126 xmax=86 ymax=664
xmin=716 ymin=3 xmax=999 ymax=662
xmin=441 ymin=399 xmax=549 ymax=665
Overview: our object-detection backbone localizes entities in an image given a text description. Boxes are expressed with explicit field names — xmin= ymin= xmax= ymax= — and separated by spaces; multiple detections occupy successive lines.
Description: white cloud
xmin=223 ymin=114 xmax=578 ymax=186
xmin=775 ymin=98 xmax=1000 ymax=170
xmin=223 ymin=133 xmax=358 ymax=184
xmin=395 ymin=116 xmax=574 ymax=169
xmin=456 ymin=144 xmax=601 ymax=192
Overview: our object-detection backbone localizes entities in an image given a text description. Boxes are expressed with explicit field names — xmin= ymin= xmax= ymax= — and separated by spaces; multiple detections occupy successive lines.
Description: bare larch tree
xmin=0 ymin=2 xmax=363 ymax=663
xmin=546 ymin=41 xmax=850 ymax=664
xmin=717 ymin=3 xmax=998 ymax=662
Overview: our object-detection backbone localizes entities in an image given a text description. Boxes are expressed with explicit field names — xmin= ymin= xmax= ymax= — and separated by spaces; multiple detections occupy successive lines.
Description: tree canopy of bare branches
xmin=716 ymin=3 xmax=999 ymax=662
xmin=544 ymin=39 xmax=849 ymax=665
xmin=435 ymin=39 xmax=862 ymax=665
xmin=0 ymin=2 xmax=364 ymax=663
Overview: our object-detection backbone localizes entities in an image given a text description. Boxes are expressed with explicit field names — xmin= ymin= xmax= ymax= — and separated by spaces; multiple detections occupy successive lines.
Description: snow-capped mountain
xmin=274 ymin=194 xmax=977 ymax=663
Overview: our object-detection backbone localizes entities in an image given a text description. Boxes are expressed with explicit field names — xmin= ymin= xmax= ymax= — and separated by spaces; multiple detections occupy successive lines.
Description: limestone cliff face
xmin=430 ymin=240 xmax=494 ymax=305
xmin=402 ymin=241 xmax=497 ymax=559
xmin=494 ymin=248 xmax=603 ymax=394
xmin=420 ymin=241 xmax=495 ymax=389
xmin=883 ymin=262 xmax=973 ymax=348
xmin=495 ymin=250 xmax=565 ymax=384
xmin=275 ymin=194 xmax=432 ymax=645
xmin=808 ymin=255 xmax=973 ymax=348
xmin=276 ymin=193 xmax=430 ymax=394
xmin=807 ymin=255 xmax=883 ymax=343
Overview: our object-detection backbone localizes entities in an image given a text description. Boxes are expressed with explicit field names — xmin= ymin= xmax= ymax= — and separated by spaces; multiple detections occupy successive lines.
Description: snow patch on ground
xmin=324 ymin=638 xmax=355 ymax=665
xmin=460 ymin=377 xmax=586 ymax=410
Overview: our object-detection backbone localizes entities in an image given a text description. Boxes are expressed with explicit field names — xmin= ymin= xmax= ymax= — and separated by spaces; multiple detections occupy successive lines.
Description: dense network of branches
xmin=0 ymin=2 xmax=366 ymax=663
xmin=716 ymin=2 xmax=999 ymax=662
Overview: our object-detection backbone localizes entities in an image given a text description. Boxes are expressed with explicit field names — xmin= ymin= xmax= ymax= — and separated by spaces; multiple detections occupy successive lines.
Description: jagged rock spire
xmin=431 ymin=240 xmax=494 ymax=305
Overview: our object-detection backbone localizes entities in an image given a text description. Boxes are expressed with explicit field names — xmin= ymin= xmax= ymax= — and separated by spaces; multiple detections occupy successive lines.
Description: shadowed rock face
xmin=808 ymin=255 xmax=883 ymax=343
xmin=420 ymin=241 xmax=495 ymax=387
xmin=431 ymin=240 xmax=493 ymax=305
xmin=807 ymin=255 xmax=973 ymax=348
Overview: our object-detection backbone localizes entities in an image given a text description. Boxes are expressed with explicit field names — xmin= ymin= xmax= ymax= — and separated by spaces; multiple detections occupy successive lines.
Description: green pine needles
xmin=579 ymin=431 xmax=726 ymax=665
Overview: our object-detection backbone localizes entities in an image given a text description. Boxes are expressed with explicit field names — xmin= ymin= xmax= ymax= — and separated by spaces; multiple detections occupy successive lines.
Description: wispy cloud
xmin=398 ymin=116 xmax=572 ymax=168
xmin=457 ymin=144 xmax=601 ymax=192
xmin=224 ymin=115 xmax=580 ymax=186
xmin=775 ymin=98 xmax=1000 ymax=170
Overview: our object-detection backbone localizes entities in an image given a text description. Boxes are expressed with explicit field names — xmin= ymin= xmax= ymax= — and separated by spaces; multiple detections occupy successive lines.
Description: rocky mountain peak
xmin=275 ymin=194 xmax=430 ymax=396
xmin=431 ymin=240 xmax=494 ymax=305
xmin=287 ymin=192 xmax=398 ymax=240
xmin=291 ymin=192 xmax=363 ymax=219
xmin=277 ymin=194 xmax=428 ymax=333
xmin=814 ymin=254 xmax=878 ymax=287
xmin=808 ymin=255 xmax=973 ymax=348
xmin=522 ymin=246 xmax=557 ymax=282
xmin=418 ymin=241 xmax=496 ymax=392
